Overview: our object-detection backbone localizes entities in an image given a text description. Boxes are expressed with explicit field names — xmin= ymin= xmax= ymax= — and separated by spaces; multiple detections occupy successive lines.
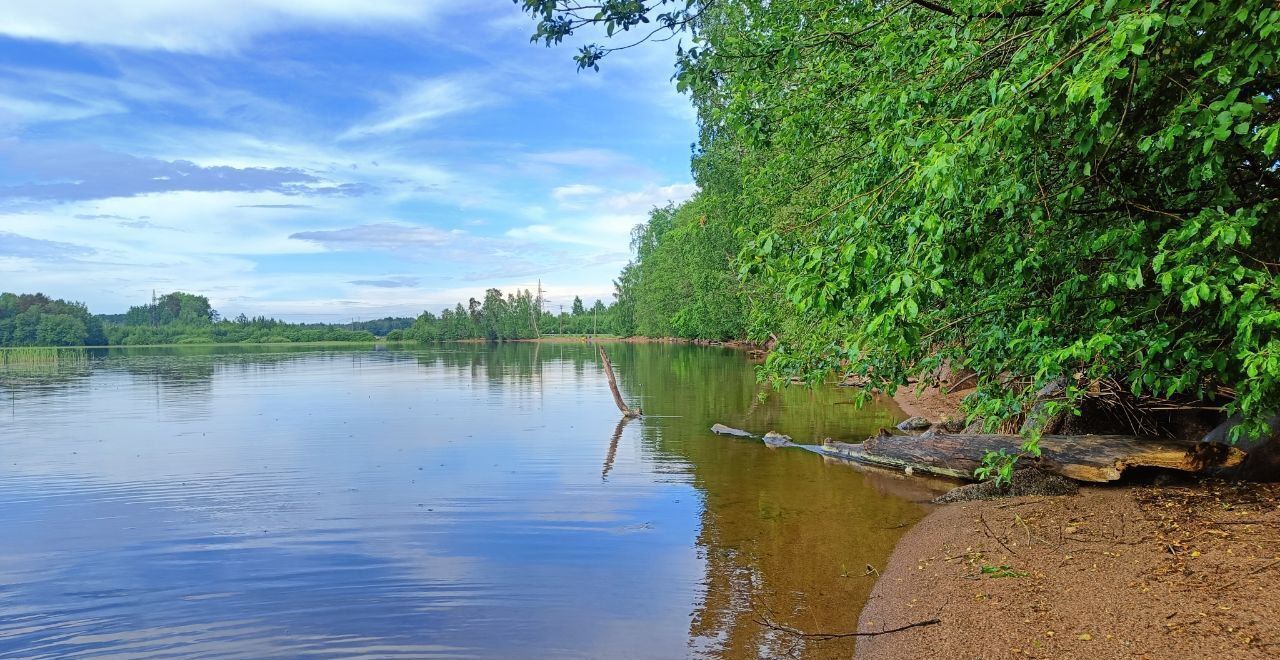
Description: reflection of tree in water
xmin=415 ymin=343 xmax=549 ymax=385
xmin=3 ymin=346 xmax=409 ymax=411
xmin=683 ymin=449 xmax=929 ymax=658
xmin=0 ymin=360 xmax=94 ymax=411
xmin=600 ymin=416 xmax=633 ymax=482
xmin=603 ymin=343 xmax=930 ymax=659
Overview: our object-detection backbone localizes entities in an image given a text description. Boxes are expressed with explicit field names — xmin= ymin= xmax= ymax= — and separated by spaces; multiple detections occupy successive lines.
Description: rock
xmin=937 ymin=417 xmax=966 ymax=433
xmin=896 ymin=416 xmax=932 ymax=431
xmin=762 ymin=431 xmax=793 ymax=448
xmin=711 ymin=423 xmax=754 ymax=437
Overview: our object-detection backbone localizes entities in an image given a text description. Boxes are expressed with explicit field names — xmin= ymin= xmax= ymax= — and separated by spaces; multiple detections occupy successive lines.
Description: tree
xmin=571 ymin=296 xmax=585 ymax=316
xmin=0 ymin=292 xmax=103 ymax=347
xmin=522 ymin=0 xmax=1280 ymax=443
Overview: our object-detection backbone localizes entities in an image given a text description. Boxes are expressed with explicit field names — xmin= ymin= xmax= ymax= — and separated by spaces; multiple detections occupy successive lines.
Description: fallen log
xmin=821 ymin=431 xmax=1247 ymax=483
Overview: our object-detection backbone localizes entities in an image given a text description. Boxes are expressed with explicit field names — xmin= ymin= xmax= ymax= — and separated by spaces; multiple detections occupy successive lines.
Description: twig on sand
xmin=980 ymin=512 xmax=1018 ymax=556
xmin=753 ymin=613 xmax=941 ymax=640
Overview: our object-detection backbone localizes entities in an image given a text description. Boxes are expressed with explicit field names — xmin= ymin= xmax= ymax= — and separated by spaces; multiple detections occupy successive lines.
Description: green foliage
xmin=0 ymin=292 xmax=106 ymax=347
xmin=974 ymin=450 xmax=1017 ymax=487
xmin=980 ymin=563 xmax=1028 ymax=579
xmin=617 ymin=198 xmax=748 ymax=340
xmin=522 ymin=0 xmax=1280 ymax=441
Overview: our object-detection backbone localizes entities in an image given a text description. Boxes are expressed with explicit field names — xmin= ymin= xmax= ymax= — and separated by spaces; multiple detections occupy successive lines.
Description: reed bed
xmin=0 ymin=347 xmax=88 ymax=368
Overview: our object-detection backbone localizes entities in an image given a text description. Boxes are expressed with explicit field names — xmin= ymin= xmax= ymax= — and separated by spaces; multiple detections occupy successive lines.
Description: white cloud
xmin=0 ymin=1 xmax=458 ymax=53
xmin=598 ymin=183 xmax=698 ymax=213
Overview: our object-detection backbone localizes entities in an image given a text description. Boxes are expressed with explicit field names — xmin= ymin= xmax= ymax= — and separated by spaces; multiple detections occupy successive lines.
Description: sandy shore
xmin=855 ymin=482 xmax=1280 ymax=659
xmin=890 ymin=383 xmax=970 ymax=425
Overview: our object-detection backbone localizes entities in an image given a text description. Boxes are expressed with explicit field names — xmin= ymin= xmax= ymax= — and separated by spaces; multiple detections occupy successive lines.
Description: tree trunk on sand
xmin=599 ymin=346 xmax=641 ymax=418
xmin=821 ymin=431 xmax=1246 ymax=483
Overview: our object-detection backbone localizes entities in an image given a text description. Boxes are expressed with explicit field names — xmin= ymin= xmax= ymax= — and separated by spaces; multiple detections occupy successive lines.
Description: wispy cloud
xmin=0 ymin=141 xmax=365 ymax=207
xmin=348 ymin=276 xmax=420 ymax=288
xmin=117 ymin=219 xmax=179 ymax=231
xmin=290 ymin=222 xmax=457 ymax=250
xmin=0 ymin=231 xmax=95 ymax=259
xmin=0 ymin=1 xmax=454 ymax=53
xmin=340 ymin=75 xmax=501 ymax=140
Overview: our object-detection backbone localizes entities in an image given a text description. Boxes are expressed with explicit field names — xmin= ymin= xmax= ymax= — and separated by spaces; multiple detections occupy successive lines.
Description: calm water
xmin=0 ymin=343 xmax=940 ymax=659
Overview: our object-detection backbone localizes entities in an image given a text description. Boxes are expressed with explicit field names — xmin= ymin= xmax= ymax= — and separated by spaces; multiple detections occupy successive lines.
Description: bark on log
xmin=599 ymin=346 xmax=641 ymax=418
xmin=821 ymin=431 xmax=1247 ymax=483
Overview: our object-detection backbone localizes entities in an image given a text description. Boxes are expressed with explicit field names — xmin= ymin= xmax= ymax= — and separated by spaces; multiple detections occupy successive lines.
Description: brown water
xmin=0 ymin=343 xmax=941 ymax=658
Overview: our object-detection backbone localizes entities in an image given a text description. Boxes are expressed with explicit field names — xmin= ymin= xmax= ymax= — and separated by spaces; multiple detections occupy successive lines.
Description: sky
xmin=0 ymin=1 xmax=698 ymax=321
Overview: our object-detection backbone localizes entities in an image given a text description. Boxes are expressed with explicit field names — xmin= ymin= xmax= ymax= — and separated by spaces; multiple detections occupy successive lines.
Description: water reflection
xmin=0 ymin=343 xmax=940 ymax=658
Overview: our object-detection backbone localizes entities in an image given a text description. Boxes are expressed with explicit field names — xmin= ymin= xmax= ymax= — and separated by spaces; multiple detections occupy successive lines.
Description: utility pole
xmin=150 ymin=289 xmax=156 ymax=327
xmin=558 ymin=305 xmax=564 ymax=335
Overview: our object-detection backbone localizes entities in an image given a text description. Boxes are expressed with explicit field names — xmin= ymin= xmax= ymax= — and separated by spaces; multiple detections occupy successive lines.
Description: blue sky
xmin=0 ymin=1 xmax=697 ymax=321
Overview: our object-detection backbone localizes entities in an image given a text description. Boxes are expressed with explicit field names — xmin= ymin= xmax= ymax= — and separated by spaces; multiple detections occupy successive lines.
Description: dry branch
xmin=598 ymin=346 xmax=641 ymax=418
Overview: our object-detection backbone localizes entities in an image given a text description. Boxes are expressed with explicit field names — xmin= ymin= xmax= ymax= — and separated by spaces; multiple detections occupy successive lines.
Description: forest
xmin=518 ymin=0 xmax=1280 ymax=446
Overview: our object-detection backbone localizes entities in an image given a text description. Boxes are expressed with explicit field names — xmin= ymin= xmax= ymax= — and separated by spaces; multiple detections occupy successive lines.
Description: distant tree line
xmin=0 ymin=291 xmax=408 ymax=347
xmin=391 ymin=288 xmax=627 ymax=342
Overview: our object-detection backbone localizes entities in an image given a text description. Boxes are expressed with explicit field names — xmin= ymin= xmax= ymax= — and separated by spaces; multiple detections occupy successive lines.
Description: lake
xmin=0 ymin=343 xmax=937 ymax=658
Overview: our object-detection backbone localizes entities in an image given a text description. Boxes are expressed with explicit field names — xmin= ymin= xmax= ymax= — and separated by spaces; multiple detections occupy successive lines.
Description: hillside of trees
xmin=520 ymin=0 xmax=1280 ymax=444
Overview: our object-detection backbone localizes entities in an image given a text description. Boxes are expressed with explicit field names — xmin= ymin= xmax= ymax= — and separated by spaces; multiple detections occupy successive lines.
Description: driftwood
xmin=711 ymin=423 xmax=754 ymax=437
xmin=598 ymin=346 xmax=641 ymax=418
xmin=821 ymin=431 xmax=1247 ymax=483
